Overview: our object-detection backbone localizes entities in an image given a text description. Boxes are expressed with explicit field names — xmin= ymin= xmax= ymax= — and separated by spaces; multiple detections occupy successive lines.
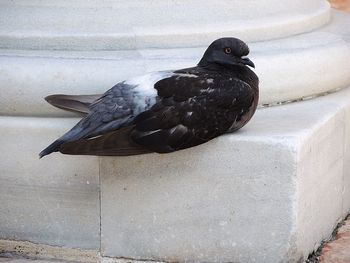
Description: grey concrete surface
xmin=100 ymin=87 xmax=350 ymax=262
xmin=0 ymin=118 xmax=100 ymax=250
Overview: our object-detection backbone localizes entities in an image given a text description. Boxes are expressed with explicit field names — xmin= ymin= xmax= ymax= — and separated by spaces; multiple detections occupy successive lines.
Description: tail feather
xmin=45 ymin=94 xmax=102 ymax=114
xmin=39 ymin=119 xmax=89 ymax=158
xmin=39 ymin=139 xmax=64 ymax=158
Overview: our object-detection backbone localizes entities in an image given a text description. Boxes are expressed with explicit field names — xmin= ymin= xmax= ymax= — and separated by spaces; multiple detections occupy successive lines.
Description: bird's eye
xmin=224 ymin=47 xmax=232 ymax=54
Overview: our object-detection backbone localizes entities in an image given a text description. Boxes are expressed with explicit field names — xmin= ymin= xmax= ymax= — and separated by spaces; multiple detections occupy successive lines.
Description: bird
xmin=39 ymin=37 xmax=259 ymax=158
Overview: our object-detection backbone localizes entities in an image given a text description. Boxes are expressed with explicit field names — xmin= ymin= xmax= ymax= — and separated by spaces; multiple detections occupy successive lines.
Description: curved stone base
xmin=0 ymin=11 xmax=349 ymax=116
xmin=0 ymin=0 xmax=330 ymax=50
xmin=99 ymin=87 xmax=350 ymax=262
xmin=1 ymin=86 xmax=350 ymax=262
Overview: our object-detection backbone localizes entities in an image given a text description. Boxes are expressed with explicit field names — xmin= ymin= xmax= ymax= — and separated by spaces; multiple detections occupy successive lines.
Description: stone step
xmin=0 ymin=0 xmax=330 ymax=50
xmin=1 ymin=85 xmax=350 ymax=262
xmin=0 ymin=11 xmax=349 ymax=116
xmin=4 ymin=216 xmax=350 ymax=263
xmin=98 ymin=86 xmax=350 ymax=262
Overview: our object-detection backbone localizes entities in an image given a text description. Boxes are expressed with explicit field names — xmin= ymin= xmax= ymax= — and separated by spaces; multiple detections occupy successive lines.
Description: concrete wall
xmin=0 ymin=118 xmax=100 ymax=250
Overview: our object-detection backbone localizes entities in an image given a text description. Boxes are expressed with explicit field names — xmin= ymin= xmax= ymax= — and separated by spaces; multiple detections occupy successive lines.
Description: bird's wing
xmin=45 ymin=94 xmax=102 ymax=114
xmin=59 ymin=126 xmax=152 ymax=156
xmin=130 ymin=75 xmax=255 ymax=153
xmin=64 ymin=75 xmax=254 ymax=156
xmin=39 ymin=71 xmax=175 ymax=157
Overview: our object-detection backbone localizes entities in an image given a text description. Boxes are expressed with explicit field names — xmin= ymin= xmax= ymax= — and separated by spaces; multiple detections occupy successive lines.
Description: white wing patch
xmin=125 ymin=71 xmax=174 ymax=96
xmin=124 ymin=71 xmax=174 ymax=114
xmin=123 ymin=71 xmax=199 ymax=115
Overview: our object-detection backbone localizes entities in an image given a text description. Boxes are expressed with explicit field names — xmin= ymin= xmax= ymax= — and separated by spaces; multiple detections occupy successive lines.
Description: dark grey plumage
xmin=39 ymin=37 xmax=259 ymax=158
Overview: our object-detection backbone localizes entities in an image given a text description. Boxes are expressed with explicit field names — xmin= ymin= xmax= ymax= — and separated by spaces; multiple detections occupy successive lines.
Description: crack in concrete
xmin=98 ymin=156 xmax=102 ymax=256
xmin=259 ymin=87 xmax=344 ymax=109
xmin=102 ymin=255 xmax=169 ymax=263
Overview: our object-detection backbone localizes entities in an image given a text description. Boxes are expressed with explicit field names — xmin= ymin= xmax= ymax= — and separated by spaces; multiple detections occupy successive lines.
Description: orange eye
xmin=224 ymin=47 xmax=232 ymax=54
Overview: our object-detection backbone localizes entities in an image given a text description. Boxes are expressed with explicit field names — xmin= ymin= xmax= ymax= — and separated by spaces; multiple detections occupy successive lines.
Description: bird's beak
xmin=241 ymin=57 xmax=255 ymax=68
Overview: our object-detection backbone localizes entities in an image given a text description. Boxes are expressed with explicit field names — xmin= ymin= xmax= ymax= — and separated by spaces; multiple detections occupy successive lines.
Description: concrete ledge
xmin=0 ymin=117 xmax=100 ymax=250
xmin=100 ymin=87 xmax=350 ymax=262
xmin=1 ymin=88 xmax=350 ymax=262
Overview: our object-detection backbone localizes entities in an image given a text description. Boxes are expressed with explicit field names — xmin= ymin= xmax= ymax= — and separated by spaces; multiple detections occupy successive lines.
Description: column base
xmin=100 ymin=87 xmax=350 ymax=262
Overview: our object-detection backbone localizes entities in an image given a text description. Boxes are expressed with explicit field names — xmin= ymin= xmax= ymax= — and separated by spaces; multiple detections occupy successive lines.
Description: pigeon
xmin=39 ymin=37 xmax=259 ymax=158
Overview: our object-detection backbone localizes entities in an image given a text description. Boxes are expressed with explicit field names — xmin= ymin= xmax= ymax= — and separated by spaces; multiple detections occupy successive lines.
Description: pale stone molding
xmin=0 ymin=0 xmax=330 ymax=50
xmin=0 ymin=11 xmax=349 ymax=116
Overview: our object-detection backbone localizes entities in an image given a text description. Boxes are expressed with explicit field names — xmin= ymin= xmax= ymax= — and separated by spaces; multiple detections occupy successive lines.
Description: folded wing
xmin=131 ymin=75 xmax=255 ymax=153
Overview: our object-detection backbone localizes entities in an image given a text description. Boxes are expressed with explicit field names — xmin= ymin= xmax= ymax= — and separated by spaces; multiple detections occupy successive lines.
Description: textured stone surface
xmin=0 ymin=258 xmax=163 ymax=263
xmin=100 ymin=87 xmax=350 ymax=263
xmin=296 ymin=110 xmax=345 ymax=257
xmin=0 ymin=117 xmax=100 ymax=250
xmin=0 ymin=239 xmax=98 ymax=263
xmin=101 ymin=135 xmax=296 ymax=262
xmin=0 ymin=258 xmax=64 ymax=263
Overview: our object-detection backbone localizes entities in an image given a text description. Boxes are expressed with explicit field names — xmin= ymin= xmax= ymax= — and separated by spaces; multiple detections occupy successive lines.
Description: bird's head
xmin=198 ymin=37 xmax=255 ymax=69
